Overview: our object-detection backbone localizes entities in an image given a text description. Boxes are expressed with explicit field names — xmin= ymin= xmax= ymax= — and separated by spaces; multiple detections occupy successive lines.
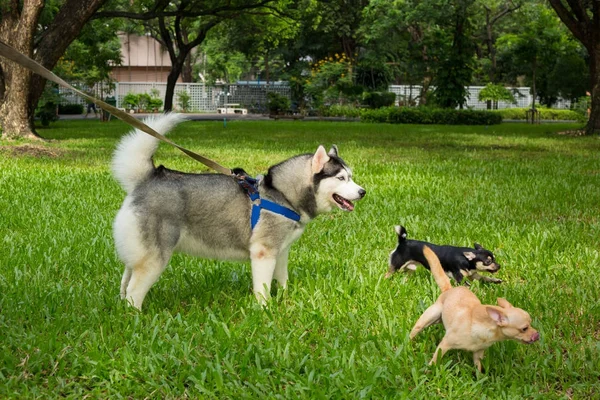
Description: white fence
xmin=388 ymin=85 xmax=573 ymax=110
xmin=59 ymin=82 xmax=292 ymax=112
xmin=59 ymin=82 xmax=571 ymax=112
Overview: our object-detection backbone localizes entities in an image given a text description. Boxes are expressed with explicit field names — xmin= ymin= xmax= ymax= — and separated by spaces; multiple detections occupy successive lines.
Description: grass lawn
xmin=1 ymin=119 xmax=599 ymax=398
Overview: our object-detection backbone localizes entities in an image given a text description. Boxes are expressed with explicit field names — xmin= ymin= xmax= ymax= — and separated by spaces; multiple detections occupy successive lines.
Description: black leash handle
xmin=0 ymin=40 xmax=233 ymax=176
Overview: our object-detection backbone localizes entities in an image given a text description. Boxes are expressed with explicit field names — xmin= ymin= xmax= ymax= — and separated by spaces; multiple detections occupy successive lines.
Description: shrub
xmin=267 ymin=92 xmax=290 ymax=115
xmin=58 ymin=103 xmax=84 ymax=114
xmin=137 ymin=93 xmax=151 ymax=111
xmin=492 ymin=107 xmax=583 ymax=121
xmin=36 ymin=102 xmax=58 ymax=127
xmin=148 ymin=89 xmax=163 ymax=111
xmin=318 ymin=105 xmax=362 ymax=118
xmin=360 ymin=107 xmax=502 ymax=125
xmin=176 ymin=91 xmax=191 ymax=112
xmin=362 ymin=91 xmax=397 ymax=108
xmin=478 ymin=84 xmax=517 ymax=109
xmin=305 ymin=53 xmax=360 ymax=107
xmin=123 ymin=92 xmax=139 ymax=110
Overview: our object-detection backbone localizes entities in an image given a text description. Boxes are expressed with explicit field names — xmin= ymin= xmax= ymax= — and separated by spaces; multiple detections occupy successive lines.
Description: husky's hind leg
xmin=120 ymin=267 xmax=132 ymax=299
xmin=125 ymin=252 xmax=171 ymax=310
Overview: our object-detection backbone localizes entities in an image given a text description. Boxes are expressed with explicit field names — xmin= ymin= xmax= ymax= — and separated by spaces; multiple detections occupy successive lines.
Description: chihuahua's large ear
xmin=328 ymin=145 xmax=339 ymax=157
xmin=474 ymin=243 xmax=483 ymax=250
xmin=497 ymin=298 xmax=513 ymax=309
xmin=312 ymin=145 xmax=330 ymax=174
xmin=486 ymin=307 xmax=508 ymax=326
xmin=463 ymin=251 xmax=476 ymax=260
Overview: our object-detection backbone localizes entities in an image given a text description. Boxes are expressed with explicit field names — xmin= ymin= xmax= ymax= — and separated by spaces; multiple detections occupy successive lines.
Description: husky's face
xmin=312 ymin=145 xmax=366 ymax=213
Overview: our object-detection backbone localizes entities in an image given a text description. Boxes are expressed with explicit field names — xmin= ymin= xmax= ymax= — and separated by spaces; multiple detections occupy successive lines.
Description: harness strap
xmin=237 ymin=176 xmax=300 ymax=230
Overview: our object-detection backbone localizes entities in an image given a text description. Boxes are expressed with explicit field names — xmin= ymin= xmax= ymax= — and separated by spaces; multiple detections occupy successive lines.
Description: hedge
xmin=58 ymin=103 xmax=84 ymax=114
xmin=491 ymin=107 xmax=584 ymax=122
xmin=360 ymin=107 xmax=502 ymax=125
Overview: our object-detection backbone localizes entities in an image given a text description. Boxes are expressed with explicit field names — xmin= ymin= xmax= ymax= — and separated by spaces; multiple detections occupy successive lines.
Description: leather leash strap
xmin=0 ymin=40 xmax=233 ymax=176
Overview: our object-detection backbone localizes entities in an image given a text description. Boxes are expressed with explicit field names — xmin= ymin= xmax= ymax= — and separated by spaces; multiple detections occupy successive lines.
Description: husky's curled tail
xmin=112 ymin=113 xmax=186 ymax=193
xmin=423 ymin=245 xmax=452 ymax=292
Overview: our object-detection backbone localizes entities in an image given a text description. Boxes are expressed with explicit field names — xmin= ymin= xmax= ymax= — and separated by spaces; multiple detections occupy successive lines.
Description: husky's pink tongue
xmin=333 ymin=194 xmax=354 ymax=211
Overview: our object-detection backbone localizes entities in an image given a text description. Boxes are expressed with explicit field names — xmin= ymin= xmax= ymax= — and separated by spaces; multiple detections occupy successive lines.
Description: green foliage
xmin=478 ymin=84 xmax=517 ymax=106
xmin=1 ymin=119 xmax=599 ymax=397
xmin=496 ymin=3 xmax=569 ymax=107
xmin=305 ymin=54 xmax=363 ymax=107
xmin=176 ymin=91 xmax=192 ymax=112
xmin=318 ymin=105 xmax=362 ymax=118
xmin=137 ymin=93 xmax=152 ymax=111
xmin=362 ymin=91 xmax=397 ymax=109
xmin=266 ymin=92 xmax=291 ymax=114
xmin=572 ymin=96 xmax=591 ymax=119
xmin=122 ymin=92 xmax=140 ymax=110
xmin=54 ymin=18 xmax=122 ymax=89
xmin=57 ymin=104 xmax=84 ymax=115
xmin=35 ymin=84 xmax=61 ymax=127
xmin=122 ymin=91 xmax=163 ymax=112
xmin=360 ymin=107 xmax=502 ymax=125
xmin=492 ymin=107 xmax=584 ymax=122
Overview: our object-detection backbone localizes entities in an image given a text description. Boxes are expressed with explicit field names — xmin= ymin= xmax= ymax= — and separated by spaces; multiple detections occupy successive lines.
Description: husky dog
xmin=112 ymin=114 xmax=366 ymax=310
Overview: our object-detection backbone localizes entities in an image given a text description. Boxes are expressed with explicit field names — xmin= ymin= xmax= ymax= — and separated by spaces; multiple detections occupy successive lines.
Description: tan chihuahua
xmin=409 ymin=246 xmax=539 ymax=372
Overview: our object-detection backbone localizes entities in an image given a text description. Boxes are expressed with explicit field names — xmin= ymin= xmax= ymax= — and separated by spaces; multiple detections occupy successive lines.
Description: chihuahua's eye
xmin=337 ymin=176 xmax=345 ymax=181
xmin=521 ymin=326 xmax=528 ymax=332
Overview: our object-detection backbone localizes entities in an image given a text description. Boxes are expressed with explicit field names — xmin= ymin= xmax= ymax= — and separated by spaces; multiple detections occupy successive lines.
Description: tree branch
xmin=548 ymin=0 xmax=587 ymax=46
xmin=93 ymin=0 xmax=277 ymax=21
xmin=565 ymin=0 xmax=590 ymax=24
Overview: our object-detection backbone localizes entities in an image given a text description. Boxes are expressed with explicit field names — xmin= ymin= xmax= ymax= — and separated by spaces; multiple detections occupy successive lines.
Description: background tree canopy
xmin=0 ymin=0 xmax=597 ymax=137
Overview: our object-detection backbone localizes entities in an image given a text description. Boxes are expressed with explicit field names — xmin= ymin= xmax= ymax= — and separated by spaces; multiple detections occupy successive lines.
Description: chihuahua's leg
xmin=473 ymin=350 xmax=485 ymax=372
xmin=470 ymin=272 xmax=502 ymax=284
xmin=410 ymin=302 xmax=443 ymax=339
xmin=429 ymin=338 xmax=451 ymax=365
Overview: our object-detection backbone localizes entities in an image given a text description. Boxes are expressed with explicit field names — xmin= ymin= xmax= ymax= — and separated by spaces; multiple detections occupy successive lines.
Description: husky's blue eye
xmin=337 ymin=176 xmax=345 ymax=181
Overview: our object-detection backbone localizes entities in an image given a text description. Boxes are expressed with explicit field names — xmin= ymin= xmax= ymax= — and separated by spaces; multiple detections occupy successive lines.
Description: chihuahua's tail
xmin=423 ymin=245 xmax=452 ymax=292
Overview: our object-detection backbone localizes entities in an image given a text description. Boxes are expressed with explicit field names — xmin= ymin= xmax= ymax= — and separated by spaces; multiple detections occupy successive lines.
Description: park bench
xmin=217 ymin=103 xmax=248 ymax=115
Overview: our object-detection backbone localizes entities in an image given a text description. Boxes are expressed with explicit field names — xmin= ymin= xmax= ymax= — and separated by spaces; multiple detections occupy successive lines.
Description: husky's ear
xmin=312 ymin=145 xmax=330 ymax=174
xmin=328 ymin=145 xmax=339 ymax=157
xmin=497 ymin=298 xmax=513 ymax=309
xmin=463 ymin=251 xmax=476 ymax=260
xmin=486 ymin=307 xmax=508 ymax=326
xmin=474 ymin=243 xmax=483 ymax=250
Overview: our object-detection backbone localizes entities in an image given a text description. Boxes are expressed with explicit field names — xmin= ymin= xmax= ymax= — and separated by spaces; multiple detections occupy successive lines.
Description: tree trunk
xmin=0 ymin=0 xmax=44 ymax=140
xmin=29 ymin=0 xmax=107 ymax=116
xmin=0 ymin=0 xmax=106 ymax=140
xmin=181 ymin=52 xmax=193 ymax=82
xmin=586 ymin=40 xmax=600 ymax=134
xmin=531 ymin=58 xmax=537 ymax=110
xmin=164 ymin=64 xmax=182 ymax=112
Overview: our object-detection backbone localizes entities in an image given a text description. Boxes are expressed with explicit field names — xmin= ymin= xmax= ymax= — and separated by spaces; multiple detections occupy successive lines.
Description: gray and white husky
xmin=112 ymin=114 xmax=366 ymax=310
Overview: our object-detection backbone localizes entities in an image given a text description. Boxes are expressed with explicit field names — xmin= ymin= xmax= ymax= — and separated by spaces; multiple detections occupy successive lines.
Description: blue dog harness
xmin=237 ymin=175 xmax=301 ymax=230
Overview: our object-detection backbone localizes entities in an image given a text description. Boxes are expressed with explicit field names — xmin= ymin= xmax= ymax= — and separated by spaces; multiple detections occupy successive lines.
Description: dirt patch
xmin=557 ymin=129 xmax=587 ymax=137
xmin=0 ymin=144 xmax=62 ymax=158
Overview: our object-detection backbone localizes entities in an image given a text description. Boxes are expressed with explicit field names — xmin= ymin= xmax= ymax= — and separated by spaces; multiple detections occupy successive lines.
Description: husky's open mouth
xmin=332 ymin=194 xmax=354 ymax=211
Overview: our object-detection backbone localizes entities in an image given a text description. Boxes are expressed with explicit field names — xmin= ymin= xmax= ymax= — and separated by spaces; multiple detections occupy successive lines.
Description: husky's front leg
xmin=250 ymin=243 xmax=277 ymax=304
xmin=273 ymin=247 xmax=290 ymax=289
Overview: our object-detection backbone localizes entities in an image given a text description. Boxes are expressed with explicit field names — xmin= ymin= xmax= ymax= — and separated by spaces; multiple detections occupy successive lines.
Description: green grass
xmin=1 ymin=119 xmax=599 ymax=398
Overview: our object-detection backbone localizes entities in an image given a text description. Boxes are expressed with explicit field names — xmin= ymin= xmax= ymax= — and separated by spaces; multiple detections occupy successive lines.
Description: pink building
xmin=111 ymin=33 xmax=181 ymax=83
